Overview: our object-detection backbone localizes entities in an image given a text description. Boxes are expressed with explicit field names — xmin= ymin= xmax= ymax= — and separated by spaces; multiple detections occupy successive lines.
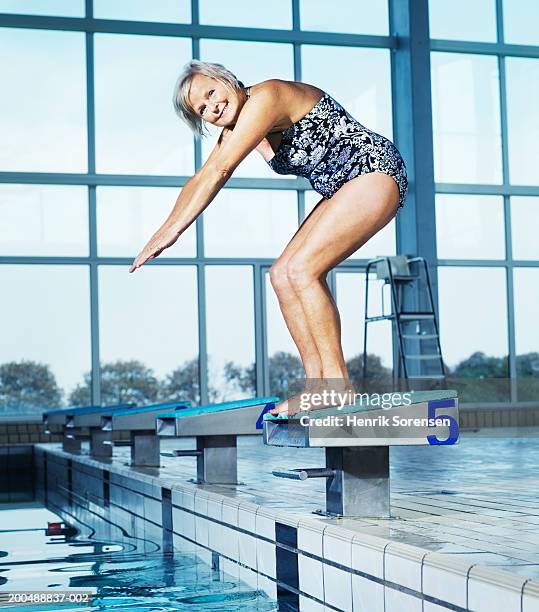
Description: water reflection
xmin=0 ymin=505 xmax=278 ymax=611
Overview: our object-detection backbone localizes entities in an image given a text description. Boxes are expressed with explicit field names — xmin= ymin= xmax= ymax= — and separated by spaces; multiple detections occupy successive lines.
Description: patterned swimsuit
xmin=265 ymin=92 xmax=408 ymax=210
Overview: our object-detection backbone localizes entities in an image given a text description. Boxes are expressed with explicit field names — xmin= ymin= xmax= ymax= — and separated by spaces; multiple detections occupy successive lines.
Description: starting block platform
xmin=100 ymin=401 xmax=191 ymax=466
xmin=43 ymin=404 xmax=132 ymax=454
xmin=156 ymin=396 xmax=279 ymax=484
xmin=264 ymin=390 xmax=459 ymax=518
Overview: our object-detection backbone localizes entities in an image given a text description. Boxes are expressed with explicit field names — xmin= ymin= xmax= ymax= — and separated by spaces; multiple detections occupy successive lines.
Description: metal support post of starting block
xmin=196 ymin=435 xmax=238 ymax=485
xmin=130 ymin=430 xmax=161 ymax=468
xmin=62 ymin=430 xmax=83 ymax=454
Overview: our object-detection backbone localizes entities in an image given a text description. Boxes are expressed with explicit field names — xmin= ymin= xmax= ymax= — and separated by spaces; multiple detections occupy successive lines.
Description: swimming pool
xmin=0 ymin=503 xmax=284 ymax=611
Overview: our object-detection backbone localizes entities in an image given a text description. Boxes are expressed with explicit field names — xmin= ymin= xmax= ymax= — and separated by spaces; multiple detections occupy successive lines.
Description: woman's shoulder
xmin=250 ymin=79 xmax=325 ymax=100
xmin=248 ymin=80 xmax=326 ymax=127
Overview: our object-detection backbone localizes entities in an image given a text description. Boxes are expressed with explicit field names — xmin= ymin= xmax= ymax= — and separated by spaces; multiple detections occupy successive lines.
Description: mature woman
xmin=129 ymin=60 xmax=408 ymax=416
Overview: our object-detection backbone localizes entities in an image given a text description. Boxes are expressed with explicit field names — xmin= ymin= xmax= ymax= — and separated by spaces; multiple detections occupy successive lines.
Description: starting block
xmin=156 ymin=396 xmax=279 ymax=484
xmin=100 ymin=401 xmax=191 ymax=467
xmin=44 ymin=404 xmax=132 ymax=454
xmin=264 ymin=390 xmax=459 ymax=517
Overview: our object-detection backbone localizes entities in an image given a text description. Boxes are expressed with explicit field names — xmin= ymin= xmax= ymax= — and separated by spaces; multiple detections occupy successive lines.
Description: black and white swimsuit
xmin=263 ymin=91 xmax=408 ymax=210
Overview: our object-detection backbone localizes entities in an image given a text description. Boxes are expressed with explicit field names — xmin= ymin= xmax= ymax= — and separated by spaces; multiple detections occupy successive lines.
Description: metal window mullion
xmin=496 ymin=0 xmax=517 ymax=400
xmin=292 ymin=0 xmax=302 ymax=82
xmin=196 ymin=262 xmax=209 ymax=404
xmin=0 ymin=14 xmax=396 ymax=48
xmin=0 ymin=171 xmax=313 ymax=191
xmin=254 ymin=264 xmax=269 ymax=396
xmin=85 ymin=10 xmax=101 ymax=406
xmin=297 ymin=189 xmax=305 ymax=224
xmin=430 ymin=39 xmax=539 ymax=59
xmin=435 ymin=183 xmax=539 ymax=197
xmin=390 ymin=0 xmax=439 ymax=377
xmin=190 ymin=31 xmax=209 ymax=404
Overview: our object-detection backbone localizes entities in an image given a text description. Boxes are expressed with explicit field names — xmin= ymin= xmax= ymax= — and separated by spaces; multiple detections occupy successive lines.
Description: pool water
xmin=0 ymin=504 xmax=283 ymax=611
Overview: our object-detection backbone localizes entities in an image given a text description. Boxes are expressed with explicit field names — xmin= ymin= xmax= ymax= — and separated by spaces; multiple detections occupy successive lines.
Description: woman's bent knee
xmin=270 ymin=261 xmax=292 ymax=293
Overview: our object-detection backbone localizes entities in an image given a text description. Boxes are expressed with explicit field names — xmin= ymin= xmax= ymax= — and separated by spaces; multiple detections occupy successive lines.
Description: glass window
xmin=97 ymin=186 xmax=196 ymax=258
xmin=503 ymin=0 xmax=539 ymax=45
xmin=0 ymin=185 xmax=88 ymax=257
xmin=200 ymin=0 xmax=291 ymax=29
xmin=205 ymin=266 xmax=255 ymax=400
xmin=438 ymin=266 xmax=509 ymax=401
xmin=302 ymin=45 xmax=393 ymax=139
xmin=336 ymin=272 xmax=393 ymax=376
xmin=505 ymin=57 xmax=539 ymax=186
xmin=510 ymin=197 xmax=539 ymax=260
xmin=431 ymin=53 xmax=502 ymax=185
xmin=98 ymin=265 xmax=198 ymax=404
xmin=513 ymin=268 xmax=539 ymax=401
xmin=428 ymin=0 xmax=497 ymax=42
xmin=200 ymin=39 xmax=294 ymax=178
xmin=265 ymin=271 xmax=302 ymax=398
xmin=0 ymin=265 xmax=91 ymax=415
xmin=203 ymin=189 xmax=298 ymax=258
xmin=0 ymin=28 xmax=87 ymax=173
xmin=0 ymin=0 xmax=84 ymax=17
xmin=299 ymin=0 xmax=389 ymax=36
xmin=304 ymin=191 xmax=396 ymax=260
xmin=93 ymin=0 xmax=190 ymax=23
xmin=435 ymin=194 xmax=505 ymax=260
xmin=94 ymin=34 xmax=193 ymax=175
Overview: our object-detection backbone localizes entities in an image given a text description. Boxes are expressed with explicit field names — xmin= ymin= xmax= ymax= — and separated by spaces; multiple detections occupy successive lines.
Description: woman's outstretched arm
xmin=129 ymin=81 xmax=287 ymax=273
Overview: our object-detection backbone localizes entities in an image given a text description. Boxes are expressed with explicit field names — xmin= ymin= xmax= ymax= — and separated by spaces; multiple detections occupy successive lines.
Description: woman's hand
xmin=129 ymin=224 xmax=181 ymax=273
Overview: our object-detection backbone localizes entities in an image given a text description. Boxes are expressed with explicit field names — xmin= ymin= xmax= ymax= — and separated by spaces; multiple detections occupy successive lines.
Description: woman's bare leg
xmin=269 ymin=197 xmax=329 ymax=380
xmin=270 ymin=172 xmax=400 ymax=415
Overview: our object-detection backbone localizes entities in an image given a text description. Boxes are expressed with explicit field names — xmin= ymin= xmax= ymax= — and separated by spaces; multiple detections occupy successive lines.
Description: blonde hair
xmin=172 ymin=60 xmax=245 ymax=137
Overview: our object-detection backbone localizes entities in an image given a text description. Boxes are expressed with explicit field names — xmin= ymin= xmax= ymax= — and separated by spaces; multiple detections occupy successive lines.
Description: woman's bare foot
xmin=269 ymin=378 xmax=325 ymax=416
xmin=269 ymin=378 xmax=357 ymax=416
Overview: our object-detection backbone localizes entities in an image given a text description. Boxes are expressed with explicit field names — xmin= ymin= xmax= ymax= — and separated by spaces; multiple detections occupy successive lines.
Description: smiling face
xmin=188 ymin=73 xmax=245 ymax=128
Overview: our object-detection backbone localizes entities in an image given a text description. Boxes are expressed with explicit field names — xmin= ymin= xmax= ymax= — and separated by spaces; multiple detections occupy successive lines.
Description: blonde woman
xmin=130 ymin=60 xmax=408 ymax=416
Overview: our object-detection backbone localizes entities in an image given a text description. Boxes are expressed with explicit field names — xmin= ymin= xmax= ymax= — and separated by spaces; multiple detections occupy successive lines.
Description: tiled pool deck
xmin=36 ymin=428 xmax=539 ymax=611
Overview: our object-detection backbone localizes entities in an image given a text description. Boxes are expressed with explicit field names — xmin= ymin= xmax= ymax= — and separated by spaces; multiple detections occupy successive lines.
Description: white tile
xmin=208 ymin=519 xmax=225 ymax=554
xmin=171 ymin=487 xmax=194 ymax=511
xmin=221 ymin=525 xmax=239 ymax=562
xmin=384 ymin=587 xmax=422 ymax=612
xmin=221 ymin=498 xmax=240 ymax=527
xmin=238 ymin=502 xmax=258 ymax=535
xmin=144 ymin=496 xmax=162 ymax=526
xmin=256 ymin=506 xmax=276 ymax=540
xmin=523 ymin=580 xmax=539 ymax=612
xmin=298 ymin=519 xmax=325 ymax=557
xmin=422 ymin=551 xmax=470 ymax=608
xmin=172 ymin=507 xmax=195 ymax=541
xmin=352 ymin=574 xmax=384 ymax=612
xmin=323 ymin=525 xmax=353 ymax=567
xmin=194 ymin=490 xmax=209 ymax=516
xmin=299 ymin=595 xmax=325 ymax=612
xmin=222 ymin=557 xmax=240 ymax=580
xmin=351 ymin=533 xmax=385 ymax=579
xmin=240 ymin=566 xmax=258 ymax=590
xmin=323 ymin=564 xmax=352 ymax=611
xmin=384 ymin=542 xmax=425 ymax=592
xmin=257 ymin=539 xmax=276 ymax=578
xmin=195 ymin=544 xmax=212 ymax=565
xmin=258 ymin=575 xmax=277 ymax=599
xmin=424 ymin=602 xmax=455 ymax=611
xmin=206 ymin=495 xmax=222 ymax=521
xmin=195 ymin=515 xmax=209 ymax=547
xmin=173 ymin=532 xmax=196 ymax=553
xmin=468 ymin=566 xmax=527 ymax=612
xmin=239 ymin=532 xmax=258 ymax=570
xmin=298 ymin=553 xmax=324 ymax=600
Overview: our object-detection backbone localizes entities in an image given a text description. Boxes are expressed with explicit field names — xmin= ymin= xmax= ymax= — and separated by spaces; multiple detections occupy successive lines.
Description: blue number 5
xmin=426 ymin=400 xmax=459 ymax=445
